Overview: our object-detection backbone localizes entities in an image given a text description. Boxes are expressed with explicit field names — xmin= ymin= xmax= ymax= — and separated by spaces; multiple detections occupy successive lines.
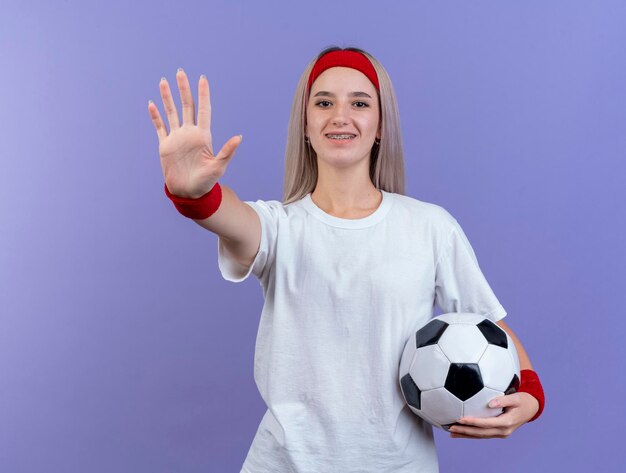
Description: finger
xmin=215 ymin=134 xmax=244 ymax=161
xmin=197 ymin=74 xmax=211 ymax=132
xmin=458 ymin=412 xmax=511 ymax=429
xmin=176 ymin=68 xmax=195 ymax=126
xmin=451 ymin=433 xmax=483 ymax=440
xmin=148 ymin=100 xmax=167 ymax=144
xmin=159 ymin=77 xmax=181 ymax=131
xmin=489 ymin=393 xmax=521 ymax=409
xmin=457 ymin=395 xmax=521 ymax=427
xmin=450 ymin=424 xmax=508 ymax=438
xmin=459 ymin=411 xmax=515 ymax=429
xmin=451 ymin=432 xmax=503 ymax=440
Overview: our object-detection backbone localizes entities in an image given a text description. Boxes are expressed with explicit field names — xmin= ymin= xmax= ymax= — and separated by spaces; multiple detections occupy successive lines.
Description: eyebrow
xmin=313 ymin=91 xmax=373 ymax=99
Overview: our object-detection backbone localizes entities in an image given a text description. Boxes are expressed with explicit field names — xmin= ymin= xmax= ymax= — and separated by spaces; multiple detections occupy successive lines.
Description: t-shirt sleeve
xmin=434 ymin=215 xmax=507 ymax=322
xmin=216 ymin=199 xmax=281 ymax=284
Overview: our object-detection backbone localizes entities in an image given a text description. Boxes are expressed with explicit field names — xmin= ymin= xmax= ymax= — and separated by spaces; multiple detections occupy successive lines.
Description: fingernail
xmin=177 ymin=67 xmax=184 ymax=73
xmin=160 ymin=77 xmax=167 ymax=82
xmin=490 ymin=400 xmax=499 ymax=408
xmin=148 ymin=99 xmax=153 ymax=105
xmin=239 ymin=134 xmax=243 ymax=142
xmin=200 ymin=74 xmax=206 ymax=80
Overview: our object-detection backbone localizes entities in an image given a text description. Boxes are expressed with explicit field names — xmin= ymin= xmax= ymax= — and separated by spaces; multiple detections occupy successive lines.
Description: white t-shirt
xmin=217 ymin=190 xmax=507 ymax=473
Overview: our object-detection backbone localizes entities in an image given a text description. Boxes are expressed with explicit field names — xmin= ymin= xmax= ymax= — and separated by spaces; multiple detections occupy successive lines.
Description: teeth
xmin=326 ymin=134 xmax=355 ymax=139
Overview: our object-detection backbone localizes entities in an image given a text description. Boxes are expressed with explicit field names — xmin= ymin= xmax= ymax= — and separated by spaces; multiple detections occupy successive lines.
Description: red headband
xmin=307 ymin=50 xmax=380 ymax=94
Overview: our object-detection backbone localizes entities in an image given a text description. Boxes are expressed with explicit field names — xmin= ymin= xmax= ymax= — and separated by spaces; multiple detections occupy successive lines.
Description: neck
xmin=311 ymin=175 xmax=382 ymax=218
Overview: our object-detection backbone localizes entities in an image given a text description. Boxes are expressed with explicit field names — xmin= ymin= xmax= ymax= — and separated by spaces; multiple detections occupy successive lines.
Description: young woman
xmin=148 ymin=46 xmax=544 ymax=473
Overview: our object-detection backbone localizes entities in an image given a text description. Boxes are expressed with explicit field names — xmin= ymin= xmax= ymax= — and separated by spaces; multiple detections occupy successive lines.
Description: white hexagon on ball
xmin=478 ymin=344 xmax=517 ymax=392
xmin=437 ymin=325 xmax=488 ymax=363
xmin=411 ymin=344 xmax=450 ymax=391
xmin=421 ymin=388 xmax=464 ymax=426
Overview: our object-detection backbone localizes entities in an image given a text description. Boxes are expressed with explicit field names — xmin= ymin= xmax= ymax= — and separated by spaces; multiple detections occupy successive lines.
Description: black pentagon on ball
xmin=445 ymin=363 xmax=484 ymax=401
xmin=415 ymin=319 xmax=449 ymax=349
xmin=505 ymin=374 xmax=520 ymax=395
xmin=401 ymin=373 xmax=422 ymax=410
xmin=477 ymin=319 xmax=508 ymax=348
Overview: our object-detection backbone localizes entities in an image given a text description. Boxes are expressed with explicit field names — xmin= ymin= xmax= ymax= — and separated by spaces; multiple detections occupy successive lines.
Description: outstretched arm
xmin=148 ymin=70 xmax=261 ymax=268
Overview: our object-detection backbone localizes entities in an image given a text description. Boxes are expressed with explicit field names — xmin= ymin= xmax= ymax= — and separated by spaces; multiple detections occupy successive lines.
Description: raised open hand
xmin=148 ymin=68 xmax=242 ymax=198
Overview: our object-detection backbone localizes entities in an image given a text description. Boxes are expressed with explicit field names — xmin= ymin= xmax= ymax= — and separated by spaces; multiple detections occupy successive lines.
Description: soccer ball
xmin=398 ymin=313 xmax=520 ymax=431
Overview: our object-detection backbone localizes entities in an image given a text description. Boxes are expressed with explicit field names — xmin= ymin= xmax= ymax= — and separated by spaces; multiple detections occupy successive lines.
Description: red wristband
xmin=518 ymin=369 xmax=545 ymax=422
xmin=164 ymin=182 xmax=222 ymax=220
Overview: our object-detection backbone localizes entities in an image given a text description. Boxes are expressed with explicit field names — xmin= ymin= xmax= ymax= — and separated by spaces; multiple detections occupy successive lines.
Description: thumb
xmin=489 ymin=393 xmax=519 ymax=409
xmin=215 ymin=134 xmax=243 ymax=161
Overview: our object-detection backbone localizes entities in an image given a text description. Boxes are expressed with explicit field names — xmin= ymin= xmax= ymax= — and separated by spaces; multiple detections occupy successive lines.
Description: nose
xmin=331 ymin=101 xmax=350 ymax=126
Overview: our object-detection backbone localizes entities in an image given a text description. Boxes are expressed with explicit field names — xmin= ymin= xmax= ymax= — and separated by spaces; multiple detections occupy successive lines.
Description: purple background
xmin=1 ymin=1 xmax=624 ymax=471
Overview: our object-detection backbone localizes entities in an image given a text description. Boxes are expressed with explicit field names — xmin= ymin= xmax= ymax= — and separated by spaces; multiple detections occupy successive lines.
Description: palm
xmin=158 ymin=126 xmax=216 ymax=194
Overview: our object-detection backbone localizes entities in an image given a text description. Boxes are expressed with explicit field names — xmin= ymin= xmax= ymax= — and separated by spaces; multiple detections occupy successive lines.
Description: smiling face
xmin=305 ymin=67 xmax=381 ymax=171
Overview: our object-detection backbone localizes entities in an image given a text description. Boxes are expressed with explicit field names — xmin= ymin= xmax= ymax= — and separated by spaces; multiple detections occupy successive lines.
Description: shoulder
xmin=390 ymin=192 xmax=458 ymax=230
xmin=244 ymin=198 xmax=284 ymax=213
xmin=242 ymin=197 xmax=301 ymax=222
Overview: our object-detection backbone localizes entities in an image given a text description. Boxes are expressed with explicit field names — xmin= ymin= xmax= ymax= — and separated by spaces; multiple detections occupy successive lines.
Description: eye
xmin=315 ymin=100 xmax=332 ymax=108
xmin=314 ymin=100 xmax=370 ymax=108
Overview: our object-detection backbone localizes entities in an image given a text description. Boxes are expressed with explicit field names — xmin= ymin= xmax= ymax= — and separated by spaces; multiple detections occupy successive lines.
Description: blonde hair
xmin=282 ymin=45 xmax=406 ymax=204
